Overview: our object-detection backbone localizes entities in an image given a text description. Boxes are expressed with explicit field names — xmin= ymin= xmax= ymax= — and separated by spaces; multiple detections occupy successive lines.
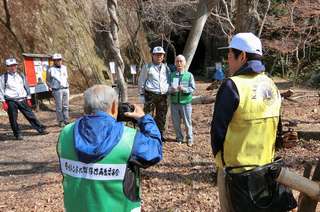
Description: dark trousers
xmin=144 ymin=91 xmax=168 ymax=136
xmin=6 ymin=99 xmax=44 ymax=137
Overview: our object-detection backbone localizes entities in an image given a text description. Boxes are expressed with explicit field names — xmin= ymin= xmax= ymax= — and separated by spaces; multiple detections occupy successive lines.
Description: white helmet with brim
xmin=219 ymin=32 xmax=263 ymax=56
xmin=5 ymin=58 xmax=18 ymax=66
xmin=152 ymin=46 xmax=166 ymax=54
xmin=52 ymin=53 xmax=63 ymax=60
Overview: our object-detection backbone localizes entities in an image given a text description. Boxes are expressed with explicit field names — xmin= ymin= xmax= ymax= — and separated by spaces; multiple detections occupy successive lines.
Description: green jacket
xmin=57 ymin=123 xmax=141 ymax=212
xmin=170 ymin=71 xmax=193 ymax=104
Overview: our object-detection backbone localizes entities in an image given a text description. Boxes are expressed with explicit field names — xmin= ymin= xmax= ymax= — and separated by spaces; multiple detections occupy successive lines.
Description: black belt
xmin=5 ymin=97 xmax=27 ymax=102
xmin=52 ymin=87 xmax=68 ymax=91
xmin=145 ymin=90 xmax=166 ymax=96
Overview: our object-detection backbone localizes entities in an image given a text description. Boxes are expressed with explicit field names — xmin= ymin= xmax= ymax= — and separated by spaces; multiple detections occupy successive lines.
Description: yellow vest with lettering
xmin=215 ymin=73 xmax=281 ymax=169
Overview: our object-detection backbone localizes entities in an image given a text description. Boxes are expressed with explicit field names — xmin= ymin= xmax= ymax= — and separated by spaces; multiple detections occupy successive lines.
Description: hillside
xmin=0 ymin=0 xmax=150 ymax=89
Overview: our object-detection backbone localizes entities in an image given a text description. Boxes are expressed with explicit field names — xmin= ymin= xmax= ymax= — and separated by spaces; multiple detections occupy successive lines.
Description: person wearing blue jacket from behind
xmin=57 ymin=84 xmax=162 ymax=211
xmin=214 ymin=67 xmax=225 ymax=81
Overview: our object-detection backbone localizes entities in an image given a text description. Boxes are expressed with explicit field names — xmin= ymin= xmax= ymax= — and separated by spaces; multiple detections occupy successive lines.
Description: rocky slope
xmin=0 ymin=0 xmax=150 ymax=89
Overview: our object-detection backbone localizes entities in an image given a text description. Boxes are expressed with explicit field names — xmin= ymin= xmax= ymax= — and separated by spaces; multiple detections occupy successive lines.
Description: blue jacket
xmin=214 ymin=69 xmax=225 ymax=81
xmin=74 ymin=111 xmax=162 ymax=168
xmin=210 ymin=60 xmax=266 ymax=156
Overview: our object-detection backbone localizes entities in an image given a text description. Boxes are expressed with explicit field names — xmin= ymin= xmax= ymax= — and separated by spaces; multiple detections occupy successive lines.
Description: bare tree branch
xmin=258 ymin=0 xmax=270 ymax=37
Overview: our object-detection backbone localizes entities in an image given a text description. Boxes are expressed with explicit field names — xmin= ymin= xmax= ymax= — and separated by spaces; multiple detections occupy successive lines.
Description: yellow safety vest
xmin=215 ymin=73 xmax=281 ymax=169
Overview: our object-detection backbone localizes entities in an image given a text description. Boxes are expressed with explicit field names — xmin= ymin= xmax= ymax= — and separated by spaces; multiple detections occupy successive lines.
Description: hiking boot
xmin=177 ymin=139 xmax=182 ymax=144
xmin=187 ymin=140 xmax=193 ymax=147
xmin=58 ymin=122 xmax=65 ymax=128
xmin=15 ymin=135 xmax=23 ymax=140
xmin=38 ymin=129 xmax=49 ymax=135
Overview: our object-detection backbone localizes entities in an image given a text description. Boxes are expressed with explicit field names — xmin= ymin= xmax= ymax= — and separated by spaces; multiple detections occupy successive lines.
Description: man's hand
xmin=2 ymin=101 xmax=8 ymax=111
xmin=27 ymin=99 xmax=32 ymax=107
xmin=125 ymin=104 xmax=145 ymax=120
xmin=178 ymin=85 xmax=185 ymax=92
xmin=170 ymin=86 xmax=178 ymax=93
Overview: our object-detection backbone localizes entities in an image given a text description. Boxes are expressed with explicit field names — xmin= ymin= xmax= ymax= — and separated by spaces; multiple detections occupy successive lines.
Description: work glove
xmin=2 ymin=101 xmax=8 ymax=111
xmin=139 ymin=95 xmax=145 ymax=104
xmin=27 ymin=99 xmax=32 ymax=107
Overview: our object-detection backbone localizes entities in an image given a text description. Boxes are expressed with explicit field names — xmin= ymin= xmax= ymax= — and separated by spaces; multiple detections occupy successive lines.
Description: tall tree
xmin=107 ymin=0 xmax=128 ymax=102
xmin=234 ymin=0 xmax=260 ymax=33
xmin=183 ymin=0 xmax=217 ymax=71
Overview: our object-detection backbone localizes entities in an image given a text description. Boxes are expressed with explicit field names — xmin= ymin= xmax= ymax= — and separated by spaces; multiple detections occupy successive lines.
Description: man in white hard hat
xmin=210 ymin=33 xmax=296 ymax=211
xmin=0 ymin=58 xmax=48 ymax=140
xmin=46 ymin=53 xmax=70 ymax=127
xmin=138 ymin=46 xmax=170 ymax=142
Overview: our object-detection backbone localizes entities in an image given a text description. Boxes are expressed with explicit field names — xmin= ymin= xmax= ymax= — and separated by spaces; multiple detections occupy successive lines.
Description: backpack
xmin=3 ymin=72 xmax=30 ymax=95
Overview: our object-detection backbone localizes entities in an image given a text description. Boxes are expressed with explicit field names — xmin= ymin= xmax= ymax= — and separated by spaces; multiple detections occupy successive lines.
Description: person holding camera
xmin=169 ymin=55 xmax=195 ymax=146
xmin=0 ymin=58 xmax=48 ymax=140
xmin=57 ymin=84 xmax=162 ymax=212
xmin=210 ymin=33 xmax=296 ymax=212
xmin=138 ymin=46 xmax=170 ymax=142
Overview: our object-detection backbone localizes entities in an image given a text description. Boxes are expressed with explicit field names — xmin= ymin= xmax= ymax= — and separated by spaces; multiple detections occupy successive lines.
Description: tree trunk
xmin=183 ymin=0 xmax=216 ymax=71
xmin=107 ymin=0 xmax=128 ymax=102
xmin=298 ymin=161 xmax=320 ymax=212
xmin=297 ymin=131 xmax=320 ymax=141
xmin=192 ymin=95 xmax=216 ymax=105
xmin=234 ymin=0 xmax=259 ymax=33
xmin=276 ymin=167 xmax=320 ymax=202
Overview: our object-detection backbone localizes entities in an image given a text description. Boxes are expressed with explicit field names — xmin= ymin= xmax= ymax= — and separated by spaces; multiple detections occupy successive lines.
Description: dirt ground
xmin=0 ymin=81 xmax=319 ymax=212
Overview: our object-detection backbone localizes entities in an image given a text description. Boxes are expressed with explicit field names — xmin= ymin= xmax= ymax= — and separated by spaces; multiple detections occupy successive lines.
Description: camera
xmin=117 ymin=102 xmax=136 ymax=123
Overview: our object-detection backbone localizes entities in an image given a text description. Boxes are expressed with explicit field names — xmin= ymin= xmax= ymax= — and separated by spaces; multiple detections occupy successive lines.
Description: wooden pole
xmin=298 ymin=160 xmax=320 ymax=212
xmin=276 ymin=167 xmax=320 ymax=201
xmin=192 ymin=95 xmax=215 ymax=105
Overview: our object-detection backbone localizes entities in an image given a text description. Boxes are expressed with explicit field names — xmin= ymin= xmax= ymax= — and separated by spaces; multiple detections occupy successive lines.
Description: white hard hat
xmin=5 ymin=58 xmax=18 ymax=66
xmin=219 ymin=32 xmax=263 ymax=56
xmin=52 ymin=53 xmax=62 ymax=60
xmin=152 ymin=46 xmax=165 ymax=54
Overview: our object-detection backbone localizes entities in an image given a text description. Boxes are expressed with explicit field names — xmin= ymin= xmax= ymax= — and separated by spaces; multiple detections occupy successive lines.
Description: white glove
xmin=139 ymin=95 xmax=145 ymax=104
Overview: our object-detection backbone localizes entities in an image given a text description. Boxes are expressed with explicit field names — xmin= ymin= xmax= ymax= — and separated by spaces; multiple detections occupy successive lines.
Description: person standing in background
xmin=47 ymin=53 xmax=69 ymax=127
xmin=0 ymin=58 xmax=48 ymax=140
xmin=213 ymin=62 xmax=225 ymax=82
xmin=169 ymin=55 xmax=196 ymax=146
xmin=138 ymin=46 xmax=170 ymax=142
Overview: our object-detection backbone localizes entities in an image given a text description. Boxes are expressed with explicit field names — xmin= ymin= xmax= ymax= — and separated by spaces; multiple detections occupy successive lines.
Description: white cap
xmin=219 ymin=32 xmax=263 ymax=56
xmin=5 ymin=58 xmax=18 ymax=66
xmin=52 ymin=53 xmax=62 ymax=60
xmin=152 ymin=46 xmax=165 ymax=54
